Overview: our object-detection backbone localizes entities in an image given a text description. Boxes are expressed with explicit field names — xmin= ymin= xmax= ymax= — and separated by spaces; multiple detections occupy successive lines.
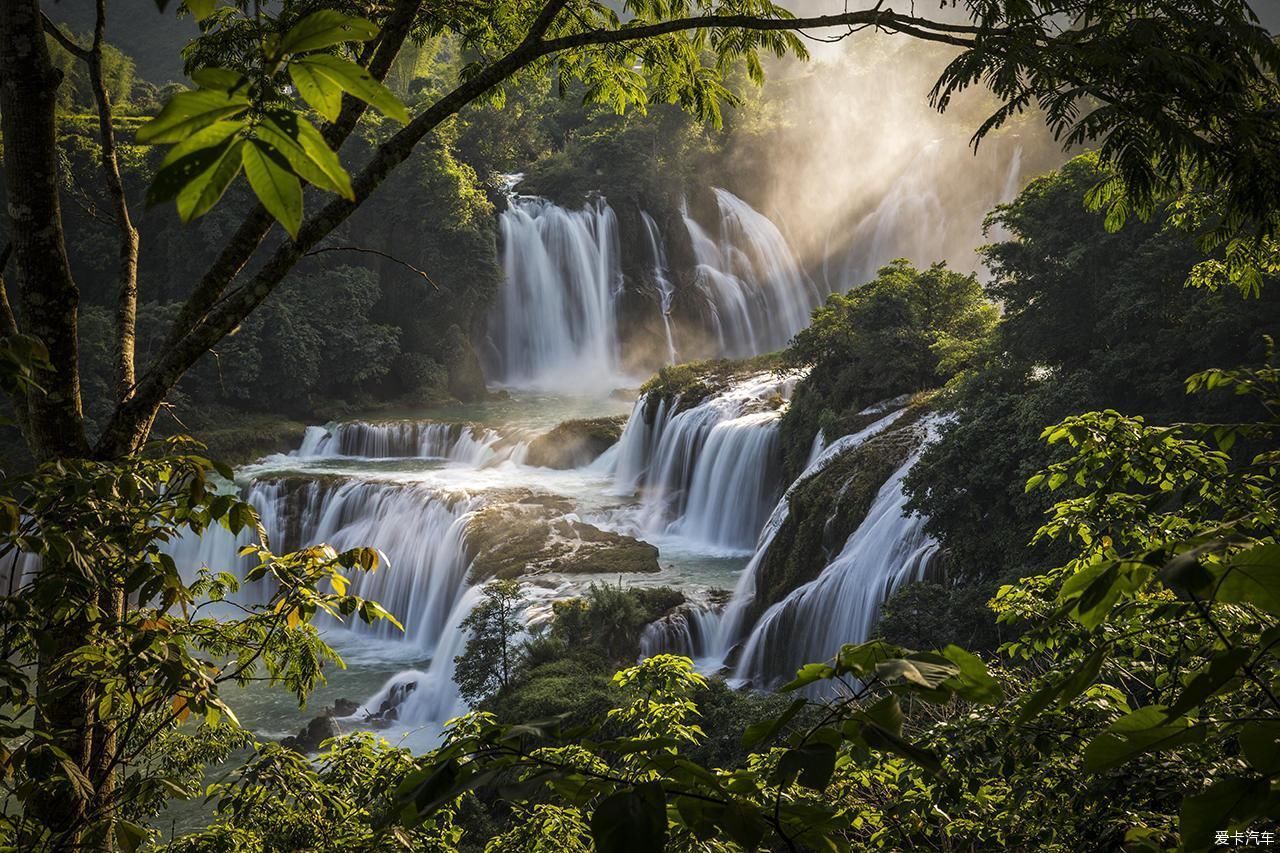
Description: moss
xmin=467 ymin=491 xmax=660 ymax=580
xmin=745 ymin=403 xmax=933 ymax=626
xmin=639 ymin=352 xmax=785 ymax=414
xmin=524 ymin=416 xmax=627 ymax=469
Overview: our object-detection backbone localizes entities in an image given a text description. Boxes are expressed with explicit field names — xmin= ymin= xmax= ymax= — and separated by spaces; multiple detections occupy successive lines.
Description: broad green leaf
xmin=257 ymin=111 xmax=353 ymax=198
xmin=184 ymin=0 xmax=216 ymax=20
xmin=174 ymin=139 xmax=244 ymax=222
xmin=278 ymin=10 xmax=378 ymax=55
xmin=291 ymin=54 xmax=409 ymax=123
xmin=1082 ymin=706 xmax=1202 ymax=772
xmin=718 ymin=799 xmax=766 ymax=851
xmin=189 ymin=67 xmax=246 ymax=92
xmin=777 ymin=742 xmax=836 ymax=790
xmin=136 ymin=89 xmax=250 ymax=144
xmin=242 ymin=141 xmax=303 ymax=237
xmin=941 ymin=645 xmax=1004 ymax=703
xmin=874 ymin=655 xmax=958 ymax=690
xmin=148 ymin=126 xmax=242 ymax=208
xmin=859 ymin=721 xmax=943 ymax=775
xmin=289 ymin=61 xmax=343 ymax=122
xmin=1209 ymin=543 xmax=1280 ymax=614
xmin=781 ymin=662 xmax=834 ymax=692
xmin=159 ymin=120 xmax=244 ymax=170
xmin=1164 ymin=646 xmax=1251 ymax=719
xmin=1179 ymin=777 xmax=1270 ymax=853
xmin=742 ymin=698 xmax=806 ymax=749
xmin=114 ymin=819 xmax=149 ymax=853
xmin=857 ymin=695 xmax=904 ymax=737
xmin=591 ymin=783 xmax=667 ymax=853
xmin=1238 ymin=721 xmax=1280 ymax=774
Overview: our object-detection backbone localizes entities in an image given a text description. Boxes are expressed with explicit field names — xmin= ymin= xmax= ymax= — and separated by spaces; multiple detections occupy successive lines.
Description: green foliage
xmin=991 ymin=352 xmax=1280 ymax=849
xmin=138 ymin=8 xmax=407 ymax=234
xmin=455 ymin=579 xmax=529 ymax=705
xmin=907 ymin=154 xmax=1280 ymax=585
xmin=933 ymin=0 xmax=1280 ymax=292
xmin=779 ymin=259 xmax=996 ymax=478
xmin=393 ymin=643 xmax=1003 ymax=852
xmin=0 ymin=442 xmax=401 ymax=849
xmin=162 ymin=732 xmax=461 ymax=852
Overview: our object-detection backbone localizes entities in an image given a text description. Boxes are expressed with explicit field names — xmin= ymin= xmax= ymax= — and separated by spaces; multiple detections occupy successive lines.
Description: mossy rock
xmin=639 ymin=353 xmax=785 ymax=415
xmin=525 ymin=416 xmax=627 ymax=469
xmin=744 ymin=403 xmax=933 ymax=626
xmin=467 ymin=490 xmax=659 ymax=579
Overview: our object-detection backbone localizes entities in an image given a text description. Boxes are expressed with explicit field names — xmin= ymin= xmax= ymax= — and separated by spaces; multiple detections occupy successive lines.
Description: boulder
xmin=524 ymin=416 xmax=627 ymax=469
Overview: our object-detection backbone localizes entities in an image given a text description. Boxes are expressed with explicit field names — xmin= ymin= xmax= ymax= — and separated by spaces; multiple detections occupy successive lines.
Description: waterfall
xmin=488 ymin=195 xmax=622 ymax=390
xmin=640 ymin=210 xmax=679 ymax=365
xmin=639 ymin=604 xmax=722 ymax=661
xmin=350 ymin=585 xmax=485 ymax=726
xmin=606 ymin=373 xmax=794 ymax=553
xmin=295 ymin=421 xmax=513 ymax=465
xmin=703 ymin=408 xmax=909 ymax=667
xmin=731 ymin=426 xmax=939 ymax=689
xmin=683 ymin=189 xmax=826 ymax=357
xmin=169 ymin=478 xmax=479 ymax=653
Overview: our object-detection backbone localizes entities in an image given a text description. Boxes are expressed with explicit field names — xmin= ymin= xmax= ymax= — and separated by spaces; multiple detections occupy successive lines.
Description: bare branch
xmin=303 ymin=246 xmax=440 ymax=290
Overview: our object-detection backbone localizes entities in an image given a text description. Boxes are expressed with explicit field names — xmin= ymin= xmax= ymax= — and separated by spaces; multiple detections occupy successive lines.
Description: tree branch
xmin=154 ymin=0 xmax=426 ymax=375
xmin=303 ymin=246 xmax=440 ymax=290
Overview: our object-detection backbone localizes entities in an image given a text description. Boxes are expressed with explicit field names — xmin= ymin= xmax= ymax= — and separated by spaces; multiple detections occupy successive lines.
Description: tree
xmin=454 ymin=579 xmax=528 ymax=705
xmin=2 ymin=0 xmax=1279 ymax=847
xmin=779 ymin=259 xmax=997 ymax=476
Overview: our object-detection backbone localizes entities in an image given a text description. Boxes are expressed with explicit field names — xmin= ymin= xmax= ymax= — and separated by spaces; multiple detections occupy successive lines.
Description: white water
xmin=488 ymin=196 xmax=623 ymax=391
xmin=605 ymin=373 xmax=794 ymax=553
xmin=170 ymin=478 xmax=478 ymax=652
xmin=640 ymin=210 xmax=679 ymax=365
xmin=731 ymin=422 xmax=940 ymax=689
xmin=683 ymin=189 xmax=827 ymax=357
xmin=350 ymin=584 xmax=484 ymax=730
xmin=836 ymin=142 xmax=1027 ymax=286
xmin=639 ymin=603 xmax=722 ymax=664
xmin=295 ymin=421 xmax=520 ymax=465
xmin=700 ymin=408 xmax=910 ymax=670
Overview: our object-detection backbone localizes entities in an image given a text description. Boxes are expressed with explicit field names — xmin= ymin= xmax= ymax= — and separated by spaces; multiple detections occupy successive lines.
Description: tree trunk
xmin=0 ymin=0 xmax=89 ymax=460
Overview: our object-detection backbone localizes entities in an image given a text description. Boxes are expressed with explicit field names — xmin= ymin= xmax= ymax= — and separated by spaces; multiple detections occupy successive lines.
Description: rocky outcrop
xmin=467 ymin=491 xmax=660 ymax=579
xmin=524 ymin=416 xmax=626 ymax=469
xmin=744 ymin=403 xmax=933 ymax=627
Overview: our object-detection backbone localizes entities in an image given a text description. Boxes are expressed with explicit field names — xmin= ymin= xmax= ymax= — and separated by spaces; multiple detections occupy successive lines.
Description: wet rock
xmin=281 ymin=714 xmax=341 ymax=753
xmin=524 ymin=416 xmax=627 ymax=469
xmin=327 ymin=698 xmax=360 ymax=718
xmin=467 ymin=490 xmax=660 ymax=580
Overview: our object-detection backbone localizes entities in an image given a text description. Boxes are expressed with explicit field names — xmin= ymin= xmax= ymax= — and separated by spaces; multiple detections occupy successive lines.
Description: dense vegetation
xmin=2 ymin=0 xmax=1279 ymax=851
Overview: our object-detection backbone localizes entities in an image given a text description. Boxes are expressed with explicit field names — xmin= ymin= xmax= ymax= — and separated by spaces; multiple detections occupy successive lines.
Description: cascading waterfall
xmin=640 ymin=210 xmax=679 ymax=365
xmin=731 ymin=422 xmax=940 ymax=689
xmin=169 ymin=478 xmax=479 ymax=653
xmin=488 ymin=195 xmax=623 ymax=390
xmin=639 ymin=604 xmax=722 ymax=662
xmin=703 ymin=408 xmax=909 ymax=668
xmin=295 ymin=421 xmax=518 ymax=466
xmin=605 ymin=373 xmax=794 ymax=553
xmin=683 ymin=189 xmax=826 ymax=357
xmin=350 ymin=585 xmax=485 ymax=725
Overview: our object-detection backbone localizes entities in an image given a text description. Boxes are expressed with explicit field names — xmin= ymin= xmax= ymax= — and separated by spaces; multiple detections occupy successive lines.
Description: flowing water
xmin=683 ymin=189 xmax=828 ymax=356
xmin=176 ymin=189 xmax=956 ymax=750
xmin=486 ymin=195 xmax=624 ymax=391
